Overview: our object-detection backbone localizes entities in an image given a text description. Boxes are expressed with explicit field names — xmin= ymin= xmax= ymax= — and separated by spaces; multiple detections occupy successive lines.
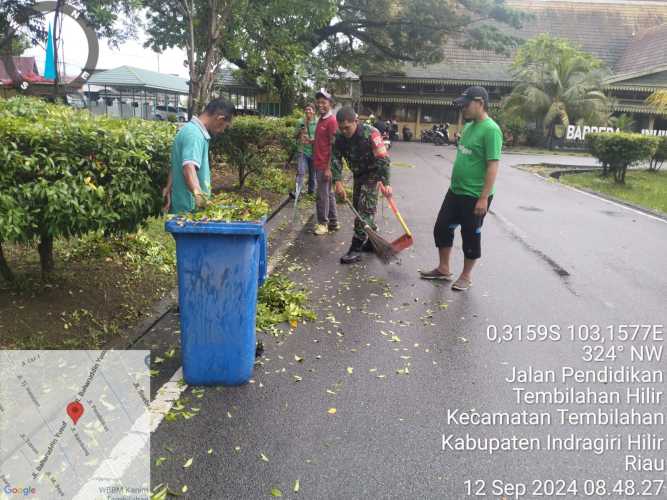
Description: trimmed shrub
xmin=0 ymin=96 xmax=175 ymax=279
xmin=586 ymin=132 xmax=659 ymax=183
xmin=212 ymin=115 xmax=297 ymax=187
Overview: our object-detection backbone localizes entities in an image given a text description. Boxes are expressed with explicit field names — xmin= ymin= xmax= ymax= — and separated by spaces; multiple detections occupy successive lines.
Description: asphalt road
xmin=149 ymin=143 xmax=666 ymax=499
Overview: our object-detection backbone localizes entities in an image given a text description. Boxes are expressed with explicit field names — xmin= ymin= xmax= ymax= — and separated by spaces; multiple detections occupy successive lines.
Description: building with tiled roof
xmin=361 ymin=0 xmax=667 ymax=137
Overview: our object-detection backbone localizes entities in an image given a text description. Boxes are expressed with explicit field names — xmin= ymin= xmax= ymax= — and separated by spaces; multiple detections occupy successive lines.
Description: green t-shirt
xmin=296 ymin=118 xmax=317 ymax=157
xmin=169 ymin=118 xmax=211 ymax=214
xmin=450 ymin=117 xmax=502 ymax=198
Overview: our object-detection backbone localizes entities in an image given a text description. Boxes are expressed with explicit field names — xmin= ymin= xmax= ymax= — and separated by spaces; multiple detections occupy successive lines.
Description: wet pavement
xmin=147 ymin=143 xmax=666 ymax=499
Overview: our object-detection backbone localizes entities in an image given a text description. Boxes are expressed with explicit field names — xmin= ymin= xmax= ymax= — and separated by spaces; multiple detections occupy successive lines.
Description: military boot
xmin=361 ymin=238 xmax=375 ymax=253
xmin=340 ymin=237 xmax=365 ymax=264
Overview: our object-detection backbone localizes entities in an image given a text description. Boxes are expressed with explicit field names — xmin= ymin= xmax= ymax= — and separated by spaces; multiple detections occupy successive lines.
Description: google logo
xmin=3 ymin=485 xmax=37 ymax=496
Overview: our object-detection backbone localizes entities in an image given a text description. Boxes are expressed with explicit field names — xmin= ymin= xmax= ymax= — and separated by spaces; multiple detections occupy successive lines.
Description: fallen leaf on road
xmin=155 ymin=457 xmax=166 ymax=466
xmin=294 ymin=355 xmax=303 ymax=362
xmin=183 ymin=458 xmax=193 ymax=468
xmin=293 ymin=375 xmax=302 ymax=382
xmin=271 ymin=487 xmax=283 ymax=497
xmin=328 ymin=408 xmax=337 ymax=414
xmin=260 ymin=452 xmax=269 ymax=462
xmin=181 ymin=485 xmax=188 ymax=493
xmin=294 ymin=479 xmax=300 ymax=492
xmin=207 ymin=448 xmax=213 ymax=455
xmin=346 ymin=367 xmax=353 ymax=375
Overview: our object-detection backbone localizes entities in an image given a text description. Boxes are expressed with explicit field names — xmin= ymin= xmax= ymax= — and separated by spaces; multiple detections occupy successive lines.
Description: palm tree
xmin=504 ymin=35 xmax=610 ymax=148
xmin=646 ymin=90 xmax=667 ymax=114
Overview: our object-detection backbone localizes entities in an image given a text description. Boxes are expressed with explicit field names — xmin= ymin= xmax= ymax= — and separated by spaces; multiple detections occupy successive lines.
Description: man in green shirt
xmin=162 ymin=98 xmax=235 ymax=214
xmin=420 ymin=86 xmax=502 ymax=291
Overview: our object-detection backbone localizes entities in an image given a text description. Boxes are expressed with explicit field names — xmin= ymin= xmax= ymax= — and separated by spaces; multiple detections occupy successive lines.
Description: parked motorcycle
xmin=402 ymin=126 xmax=413 ymax=141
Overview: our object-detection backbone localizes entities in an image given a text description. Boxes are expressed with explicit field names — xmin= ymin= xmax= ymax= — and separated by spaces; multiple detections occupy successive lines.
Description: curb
xmin=105 ymin=195 xmax=312 ymax=350
xmin=556 ymin=182 xmax=667 ymax=222
xmin=526 ymin=167 xmax=667 ymax=223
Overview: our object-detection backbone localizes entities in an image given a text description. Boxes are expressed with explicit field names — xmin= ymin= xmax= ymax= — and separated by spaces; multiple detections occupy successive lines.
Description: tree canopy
xmin=504 ymin=34 xmax=610 ymax=147
xmin=144 ymin=0 xmax=527 ymax=115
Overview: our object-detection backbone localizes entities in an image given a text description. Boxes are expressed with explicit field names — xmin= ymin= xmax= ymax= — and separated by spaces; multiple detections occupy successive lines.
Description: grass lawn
xmin=560 ymin=169 xmax=667 ymax=214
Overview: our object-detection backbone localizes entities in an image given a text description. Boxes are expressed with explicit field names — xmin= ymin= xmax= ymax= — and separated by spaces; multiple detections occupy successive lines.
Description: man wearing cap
xmin=312 ymin=89 xmax=340 ymax=235
xmin=420 ymin=86 xmax=502 ymax=291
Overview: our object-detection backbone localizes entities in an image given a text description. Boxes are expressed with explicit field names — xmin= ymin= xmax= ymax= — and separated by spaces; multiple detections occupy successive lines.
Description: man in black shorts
xmin=420 ymin=86 xmax=502 ymax=291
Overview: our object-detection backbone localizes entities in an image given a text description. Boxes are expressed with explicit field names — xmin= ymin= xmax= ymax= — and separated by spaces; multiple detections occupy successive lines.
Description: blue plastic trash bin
xmin=165 ymin=217 xmax=267 ymax=385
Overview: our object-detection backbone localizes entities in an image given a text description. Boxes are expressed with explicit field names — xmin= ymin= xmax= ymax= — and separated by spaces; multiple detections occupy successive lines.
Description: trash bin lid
xmin=165 ymin=217 xmax=266 ymax=235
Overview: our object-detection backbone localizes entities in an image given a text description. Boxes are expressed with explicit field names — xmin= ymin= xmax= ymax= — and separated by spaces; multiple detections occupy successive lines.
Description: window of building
xmin=383 ymin=104 xmax=417 ymax=122
xmin=383 ymin=82 xmax=416 ymax=94
xmin=362 ymin=81 xmax=381 ymax=94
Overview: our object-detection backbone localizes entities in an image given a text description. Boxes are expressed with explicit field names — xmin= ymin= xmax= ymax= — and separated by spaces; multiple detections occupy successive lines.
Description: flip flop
xmin=451 ymin=278 xmax=472 ymax=291
xmin=419 ymin=268 xmax=454 ymax=281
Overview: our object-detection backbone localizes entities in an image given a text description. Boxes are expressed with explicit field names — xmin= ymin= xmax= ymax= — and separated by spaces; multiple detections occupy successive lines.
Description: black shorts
xmin=433 ymin=189 xmax=493 ymax=259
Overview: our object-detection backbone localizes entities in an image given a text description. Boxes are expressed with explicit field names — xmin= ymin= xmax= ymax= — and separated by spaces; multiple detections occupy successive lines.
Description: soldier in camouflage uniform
xmin=332 ymin=106 xmax=392 ymax=264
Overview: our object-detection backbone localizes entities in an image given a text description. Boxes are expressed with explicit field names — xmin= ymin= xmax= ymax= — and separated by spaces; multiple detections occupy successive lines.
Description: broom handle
xmin=377 ymin=182 xmax=412 ymax=237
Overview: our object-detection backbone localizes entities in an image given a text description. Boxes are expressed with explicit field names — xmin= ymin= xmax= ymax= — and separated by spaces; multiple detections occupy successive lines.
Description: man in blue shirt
xmin=162 ymin=98 xmax=235 ymax=213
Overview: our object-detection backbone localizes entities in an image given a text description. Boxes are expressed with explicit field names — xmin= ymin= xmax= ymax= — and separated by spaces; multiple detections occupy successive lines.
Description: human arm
xmin=474 ymin=160 xmax=499 ymax=216
xmin=332 ymin=135 xmax=346 ymax=197
xmin=370 ymin=128 xmax=392 ymax=195
xmin=183 ymin=163 xmax=207 ymax=207
xmin=474 ymin=127 xmax=502 ymax=216
xmin=323 ymin=118 xmax=338 ymax=181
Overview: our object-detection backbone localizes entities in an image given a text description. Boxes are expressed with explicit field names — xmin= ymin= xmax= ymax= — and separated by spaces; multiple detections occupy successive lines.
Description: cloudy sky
xmin=21 ymin=12 xmax=189 ymax=79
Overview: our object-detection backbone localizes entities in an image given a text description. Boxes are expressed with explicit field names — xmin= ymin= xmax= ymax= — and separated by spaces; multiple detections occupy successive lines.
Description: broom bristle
xmin=365 ymin=226 xmax=397 ymax=263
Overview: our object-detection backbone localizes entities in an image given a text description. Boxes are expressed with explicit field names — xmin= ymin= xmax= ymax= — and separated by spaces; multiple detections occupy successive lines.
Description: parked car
xmin=153 ymin=105 xmax=188 ymax=122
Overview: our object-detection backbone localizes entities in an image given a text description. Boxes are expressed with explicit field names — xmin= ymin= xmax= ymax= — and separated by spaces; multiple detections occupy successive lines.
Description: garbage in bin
xmin=166 ymin=215 xmax=267 ymax=386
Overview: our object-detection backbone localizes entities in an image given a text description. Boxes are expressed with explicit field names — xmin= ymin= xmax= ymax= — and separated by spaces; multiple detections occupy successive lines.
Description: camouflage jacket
xmin=331 ymin=124 xmax=390 ymax=185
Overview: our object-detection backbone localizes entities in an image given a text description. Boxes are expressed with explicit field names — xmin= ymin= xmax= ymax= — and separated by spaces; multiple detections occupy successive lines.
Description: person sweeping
xmin=332 ymin=106 xmax=392 ymax=264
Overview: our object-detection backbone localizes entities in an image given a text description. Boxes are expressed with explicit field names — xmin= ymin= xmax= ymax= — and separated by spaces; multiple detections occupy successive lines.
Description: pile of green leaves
xmin=0 ymin=96 xmax=175 ymax=278
xmin=182 ymin=192 xmax=269 ymax=222
xmin=256 ymin=274 xmax=316 ymax=334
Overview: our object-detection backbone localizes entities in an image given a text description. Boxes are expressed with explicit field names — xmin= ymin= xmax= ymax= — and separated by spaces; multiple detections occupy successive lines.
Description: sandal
xmin=419 ymin=268 xmax=454 ymax=281
xmin=451 ymin=277 xmax=472 ymax=291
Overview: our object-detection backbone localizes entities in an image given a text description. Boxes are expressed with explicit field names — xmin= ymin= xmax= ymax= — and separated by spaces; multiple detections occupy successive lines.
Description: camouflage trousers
xmin=352 ymin=173 xmax=380 ymax=241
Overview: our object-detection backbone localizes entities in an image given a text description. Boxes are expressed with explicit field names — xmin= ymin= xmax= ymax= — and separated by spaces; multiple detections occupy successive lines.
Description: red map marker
xmin=67 ymin=401 xmax=84 ymax=425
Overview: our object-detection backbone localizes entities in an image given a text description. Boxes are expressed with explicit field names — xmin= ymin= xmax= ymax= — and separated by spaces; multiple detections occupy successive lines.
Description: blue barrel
xmin=165 ymin=218 xmax=267 ymax=385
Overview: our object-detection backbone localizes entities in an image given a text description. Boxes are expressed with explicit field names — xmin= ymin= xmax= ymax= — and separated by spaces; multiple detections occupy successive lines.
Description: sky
xmin=20 ymin=12 xmax=189 ymax=79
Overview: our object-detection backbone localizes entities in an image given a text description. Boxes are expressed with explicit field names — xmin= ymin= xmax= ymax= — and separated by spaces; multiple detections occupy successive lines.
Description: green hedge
xmin=211 ymin=115 xmax=297 ymax=187
xmin=586 ymin=132 xmax=659 ymax=183
xmin=0 ymin=97 xmax=175 ymax=280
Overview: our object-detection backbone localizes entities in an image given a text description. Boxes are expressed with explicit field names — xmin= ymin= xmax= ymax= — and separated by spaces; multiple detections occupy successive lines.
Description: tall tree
xmin=230 ymin=0 xmax=526 ymax=115
xmin=504 ymin=34 xmax=610 ymax=148
xmin=144 ymin=0 xmax=525 ymax=116
xmin=144 ymin=0 xmax=238 ymax=117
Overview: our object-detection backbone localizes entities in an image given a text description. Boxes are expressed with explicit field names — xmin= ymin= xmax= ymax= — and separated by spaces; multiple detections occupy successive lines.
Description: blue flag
xmin=43 ymin=23 xmax=56 ymax=80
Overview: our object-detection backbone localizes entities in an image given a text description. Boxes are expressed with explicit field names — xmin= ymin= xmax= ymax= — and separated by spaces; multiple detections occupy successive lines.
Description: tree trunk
xmin=38 ymin=233 xmax=54 ymax=278
xmin=0 ymin=242 xmax=15 ymax=282
xmin=280 ymin=92 xmax=294 ymax=117
xmin=239 ymin=165 xmax=246 ymax=188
